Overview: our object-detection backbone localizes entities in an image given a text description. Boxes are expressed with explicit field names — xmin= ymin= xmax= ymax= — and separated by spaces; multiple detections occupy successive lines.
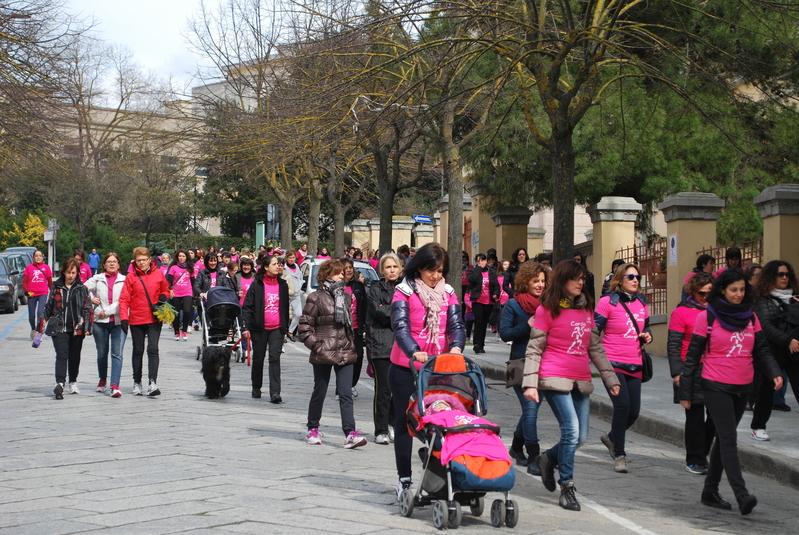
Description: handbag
xmin=619 ymin=300 xmax=653 ymax=383
xmin=505 ymin=358 xmax=525 ymax=388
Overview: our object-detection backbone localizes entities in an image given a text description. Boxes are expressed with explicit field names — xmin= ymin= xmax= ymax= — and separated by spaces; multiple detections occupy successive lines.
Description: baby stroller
xmin=195 ymin=286 xmax=245 ymax=363
xmin=400 ymin=353 xmax=518 ymax=530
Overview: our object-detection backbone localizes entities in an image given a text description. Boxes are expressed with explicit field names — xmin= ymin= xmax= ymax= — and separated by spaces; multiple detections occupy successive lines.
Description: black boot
xmin=738 ymin=494 xmax=757 ymax=516
xmin=701 ymin=491 xmax=732 ymax=510
xmin=526 ymin=443 xmax=541 ymax=476
xmin=559 ymin=480 xmax=581 ymax=511
xmin=509 ymin=436 xmax=528 ymax=467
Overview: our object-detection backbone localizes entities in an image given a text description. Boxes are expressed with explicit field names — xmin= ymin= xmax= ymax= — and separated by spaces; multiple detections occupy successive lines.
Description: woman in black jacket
xmin=41 ymin=257 xmax=93 ymax=399
xmin=242 ymin=255 xmax=290 ymax=403
xmin=193 ymin=254 xmax=229 ymax=299
xmin=366 ymin=253 xmax=402 ymax=445
xmin=749 ymin=260 xmax=799 ymax=441
xmin=502 ymin=247 xmax=528 ymax=298
xmin=468 ymin=253 xmax=499 ymax=354
xmin=341 ymin=258 xmax=367 ymax=397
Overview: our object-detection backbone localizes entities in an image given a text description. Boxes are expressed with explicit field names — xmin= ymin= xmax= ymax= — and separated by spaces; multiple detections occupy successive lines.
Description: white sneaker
xmin=388 ymin=425 xmax=395 ymax=443
xmin=132 ymin=382 xmax=143 ymax=396
xmin=343 ymin=431 xmax=367 ymax=449
xmin=375 ymin=434 xmax=390 ymax=445
xmin=751 ymin=429 xmax=770 ymax=441
xmin=396 ymin=478 xmax=412 ymax=501
xmin=30 ymin=330 xmax=36 ymax=340
xmin=306 ymin=428 xmax=323 ymax=445
xmin=68 ymin=382 xmax=80 ymax=394
xmin=352 ymin=387 xmax=358 ymax=398
xmin=147 ymin=380 xmax=161 ymax=397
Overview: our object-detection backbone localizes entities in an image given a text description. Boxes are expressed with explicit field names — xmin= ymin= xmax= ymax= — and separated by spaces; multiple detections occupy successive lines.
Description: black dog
xmin=201 ymin=346 xmax=231 ymax=399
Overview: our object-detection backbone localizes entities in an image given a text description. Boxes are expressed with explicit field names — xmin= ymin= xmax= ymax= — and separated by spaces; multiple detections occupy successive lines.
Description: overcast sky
xmin=67 ymin=0 xmax=205 ymax=96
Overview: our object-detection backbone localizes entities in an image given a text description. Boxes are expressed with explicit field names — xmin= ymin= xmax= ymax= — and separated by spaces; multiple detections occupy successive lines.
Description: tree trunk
xmin=279 ymin=196 xmax=295 ymax=248
xmin=332 ymin=203 xmax=346 ymax=258
xmin=378 ymin=184 xmax=396 ymax=255
xmin=308 ymin=179 xmax=322 ymax=255
xmin=442 ymin=103 xmax=463 ymax=301
xmin=550 ymin=132 xmax=576 ymax=265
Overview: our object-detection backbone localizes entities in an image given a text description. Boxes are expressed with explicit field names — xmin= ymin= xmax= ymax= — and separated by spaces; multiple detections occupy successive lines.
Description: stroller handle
xmin=428 ymin=423 xmax=501 ymax=435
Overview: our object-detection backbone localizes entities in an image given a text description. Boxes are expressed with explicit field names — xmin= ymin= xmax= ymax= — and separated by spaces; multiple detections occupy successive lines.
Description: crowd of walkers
xmin=28 ymin=240 xmax=795 ymax=518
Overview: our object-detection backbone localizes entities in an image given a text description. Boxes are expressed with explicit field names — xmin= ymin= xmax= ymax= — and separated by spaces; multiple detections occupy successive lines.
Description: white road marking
xmin=579 ymin=495 xmax=660 ymax=535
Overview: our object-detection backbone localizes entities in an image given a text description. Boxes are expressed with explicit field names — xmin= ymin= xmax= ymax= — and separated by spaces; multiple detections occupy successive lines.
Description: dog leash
xmin=228 ymin=337 xmax=252 ymax=366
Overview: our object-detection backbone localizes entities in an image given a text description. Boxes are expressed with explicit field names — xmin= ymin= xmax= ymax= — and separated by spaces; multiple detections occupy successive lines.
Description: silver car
xmin=299 ymin=258 xmax=379 ymax=307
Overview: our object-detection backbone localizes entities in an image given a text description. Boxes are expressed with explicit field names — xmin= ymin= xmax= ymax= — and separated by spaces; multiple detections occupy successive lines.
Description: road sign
xmin=44 ymin=230 xmax=54 ymax=241
xmin=47 ymin=218 xmax=59 ymax=231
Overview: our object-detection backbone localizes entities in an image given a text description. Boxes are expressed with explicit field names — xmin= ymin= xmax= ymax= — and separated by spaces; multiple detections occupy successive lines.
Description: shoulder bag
xmin=619 ymin=300 xmax=653 ymax=383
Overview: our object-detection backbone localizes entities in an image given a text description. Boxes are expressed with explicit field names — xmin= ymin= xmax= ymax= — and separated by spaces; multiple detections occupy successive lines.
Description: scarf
xmin=771 ymin=288 xmax=794 ymax=306
xmin=105 ymin=271 xmax=118 ymax=281
xmin=515 ymin=293 xmax=540 ymax=315
xmin=264 ymin=273 xmax=278 ymax=285
xmin=177 ymin=262 xmax=187 ymax=269
xmin=325 ymin=279 xmax=353 ymax=340
xmin=707 ymin=297 xmax=753 ymax=332
xmin=686 ymin=296 xmax=707 ymax=310
xmin=414 ymin=277 xmax=447 ymax=354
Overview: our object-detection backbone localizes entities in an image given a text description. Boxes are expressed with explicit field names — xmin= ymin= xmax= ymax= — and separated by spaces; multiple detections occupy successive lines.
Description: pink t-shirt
xmin=168 ymin=265 xmax=193 ymax=298
xmin=595 ymin=296 xmax=649 ymax=376
xmin=209 ymin=272 xmax=218 ymax=288
xmin=370 ymin=258 xmax=379 ymax=269
xmin=345 ymin=286 xmax=359 ymax=329
xmin=317 ymin=255 xmax=331 ymax=260
xmin=239 ymin=276 xmax=254 ymax=306
xmin=497 ymin=275 xmax=509 ymax=305
xmin=390 ymin=288 xmax=460 ymax=369
xmin=263 ymin=279 xmax=281 ymax=330
xmin=194 ymin=262 xmax=203 ymax=276
xmin=695 ymin=311 xmax=761 ymax=385
xmin=79 ymin=263 xmax=92 ymax=283
xmin=159 ymin=265 xmax=168 ymax=276
xmin=668 ymin=305 xmax=703 ymax=362
xmin=231 ymin=254 xmax=239 ymax=263
xmin=23 ymin=263 xmax=52 ymax=296
xmin=477 ymin=271 xmax=491 ymax=305
xmin=534 ymin=306 xmax=595 ymax=381
xmin=105 ymin=272 xmax=118 ymax=323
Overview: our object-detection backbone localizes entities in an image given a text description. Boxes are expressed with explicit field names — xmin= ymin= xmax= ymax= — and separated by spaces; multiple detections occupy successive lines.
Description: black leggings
xmin=606 ymin=372 xmax=641 ymax=458
xmin=751 ymin=360 xmax=799 ymax=430
xmin=472 ymin=302 xmax=493 ymax=349
xmin=703 ymin=390 xmax=749 ymax=501
xmin=372 ymin=358 xmax=394 ymax=436
xmin=171 ymin=296 xmax=193 ymax=333
xmin=388 ymin=364 xmax=416 ymax=479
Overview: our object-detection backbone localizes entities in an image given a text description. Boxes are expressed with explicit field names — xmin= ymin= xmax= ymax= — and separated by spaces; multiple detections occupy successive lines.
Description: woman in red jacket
xmin=119 ymin=247 xmax=169 ymax=397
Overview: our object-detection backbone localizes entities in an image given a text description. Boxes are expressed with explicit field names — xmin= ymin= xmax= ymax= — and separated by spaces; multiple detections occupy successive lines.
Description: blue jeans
xmin=512 ymin=385 xmax=540 ymax=446
xmin=542 ymin=388 xmax=591 ymax=484
xmin=28 ymin=294 xmax=47 ymax=331
xmin=93 ymin=322 xmax=126 ymax=386
xmin=773 ymin=369 xmax=788 ymax=405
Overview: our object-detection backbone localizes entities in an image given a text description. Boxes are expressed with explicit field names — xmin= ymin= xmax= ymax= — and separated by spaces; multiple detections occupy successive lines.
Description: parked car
xmin=1 ymin=246 xmax=37 ymax=265
xmin=0 ymin=253 xmax=28 ymax=305
xmin=0 ymin=257 xmax=21 ymax=313
xmin=299 ymin=257 xmax=379 ymax=307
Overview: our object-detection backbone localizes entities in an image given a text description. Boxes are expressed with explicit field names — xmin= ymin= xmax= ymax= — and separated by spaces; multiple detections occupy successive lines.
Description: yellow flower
xmin=154 ymin=302 xmax=178 ymax=325
xmin=559 ymin=298 xmax=571 ymax=309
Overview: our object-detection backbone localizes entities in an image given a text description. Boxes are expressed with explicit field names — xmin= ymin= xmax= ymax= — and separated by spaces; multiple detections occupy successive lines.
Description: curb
xmin=478 ymin=361 xmax=799 ymax=491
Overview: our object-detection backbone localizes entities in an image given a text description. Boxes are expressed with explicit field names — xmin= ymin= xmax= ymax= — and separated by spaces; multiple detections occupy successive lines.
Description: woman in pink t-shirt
xmin=667 ymin=271 xmax=715 ymax=474
xmin=680 ymin=269 xmax=782 ymax=515
xmin=23 ymin=249 xmax=53 ymax=337
xmin=523 ymin=260 xmax=619 ymax=512
xmin=467 ymin=253 xmax=499 ymax=354
xmin=594 ymin=263 xmax=652 ymax=474
xmin=74 ymin=249 xmax=93 ymax=284
xmin=166 ymin=251 xmax=195 ymax=342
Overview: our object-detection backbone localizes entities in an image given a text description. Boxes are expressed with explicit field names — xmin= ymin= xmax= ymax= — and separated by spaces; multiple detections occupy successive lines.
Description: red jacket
xmin=119 ymin=261 xmax=169 ymax=325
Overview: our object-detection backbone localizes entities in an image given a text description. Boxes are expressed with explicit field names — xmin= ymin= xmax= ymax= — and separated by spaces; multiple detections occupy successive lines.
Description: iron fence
xmin=697 ymin=238 xmax=764 ymax=271
xmin=615 ymin=238 xmax=668 ymax=316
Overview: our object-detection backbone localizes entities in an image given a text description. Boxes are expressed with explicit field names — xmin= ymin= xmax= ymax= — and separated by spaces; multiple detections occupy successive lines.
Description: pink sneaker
xmin=306 ymin=428 xmax=322 ymax=445
xmin=344 ymin=430 xmax=367 ymax=449
xmin=110 ymin=385 xmax=122 ymax=398
xmin=96 ymin=380 xmax=106 ymax=393
xmin=182 ymin=332 xmax=188 ymax=341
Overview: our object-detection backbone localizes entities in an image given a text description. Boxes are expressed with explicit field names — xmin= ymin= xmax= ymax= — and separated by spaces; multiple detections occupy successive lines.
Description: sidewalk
xmin=469 ymin=334 xmax=799 ymax=490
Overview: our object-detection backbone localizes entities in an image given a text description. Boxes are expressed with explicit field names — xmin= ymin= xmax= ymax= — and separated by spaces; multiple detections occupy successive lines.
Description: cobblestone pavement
xmin=2 ymin=309 xmax=799 ymax=534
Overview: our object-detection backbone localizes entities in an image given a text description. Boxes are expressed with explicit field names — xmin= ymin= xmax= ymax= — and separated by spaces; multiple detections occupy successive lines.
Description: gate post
xmin=754 ymin=184 xmax=799 ymax=268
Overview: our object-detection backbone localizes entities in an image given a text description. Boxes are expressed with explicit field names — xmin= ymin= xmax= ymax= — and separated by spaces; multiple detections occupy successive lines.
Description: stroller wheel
xmin=432 ymin=500 xmax=448 ymax=530
xmin=398 ymin=489 xmax=414 ymax=518
xmin=505 ymin=499 xmax=519 ymax=528
xmin=447 ymin=501 xmax=462 ymax=529
xmin=490 ymin=499 xmax=505 ymax=528
xmin=469 ymin=497 xmax=484 ymax=516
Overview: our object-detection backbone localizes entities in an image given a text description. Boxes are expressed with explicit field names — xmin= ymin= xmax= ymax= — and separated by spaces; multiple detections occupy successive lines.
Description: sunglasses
xmin=623 ymin=274 xmax=643 ymax=281
xmin=569 ymin=276 xmax=587 ymax=282
xmin=777 ymin=272 xmax=790 ymax=278
xmin=696 ymin=291 xmax=710 ymax=297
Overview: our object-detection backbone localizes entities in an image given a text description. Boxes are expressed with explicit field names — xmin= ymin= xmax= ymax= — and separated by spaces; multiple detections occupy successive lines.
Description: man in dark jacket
xmin=241 ymin=255 xmax=290 ymax=403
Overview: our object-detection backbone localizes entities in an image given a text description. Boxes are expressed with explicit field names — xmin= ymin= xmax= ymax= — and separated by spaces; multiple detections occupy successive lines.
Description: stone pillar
xmin=413 ymin=224 xmax=435 ymax=248
xmin=350 ymin=219 xmax=371 ymax=251
xmin=492 ymin=207 xmax=534 ymax=259
xmin=432 ymin=212 xmax=441 ymax=244
xmin=391 ymin=216 xmax=415 ymax=251
xmin=587 ymin=197 xmax=642 ymax=300
xmin=754 ymin=184 xmax=799 ymax=268
xmin=527 ymin=228 xmax=545 ymax=259
xmin=658 ymin=192 xmax=725 ymax=312
xmin=368 ymin=218 xmax=380 ymax=251
xmin=466 ymin=184 xmax=496 ymax=255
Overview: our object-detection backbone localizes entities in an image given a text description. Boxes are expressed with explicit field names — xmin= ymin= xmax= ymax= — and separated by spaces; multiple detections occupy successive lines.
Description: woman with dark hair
xmin=390 ymin=242 xmax=465 ymax=499
xmin=317 ymin=247 xmax=331 ymax=260
xmin=595 ymin=263 xmax=652 ymax=474
xmin=41 ymin=257 xmax=94 ymax=399
xmin=166 ymin=250 xmax=195 ymax=342
xmin=242 ymin=255 xmax=290 ymax=403
xmin=684 ymin=254 xmax=715 ymax=289
xmin=503 ymin=247 xmax=528 ymax=299
xmin=524 ymin=260 xmax=620 ymax=511
xmin=367 ymin=252 xmax=403 ymax=444
xmin=23 ymin=249 xmax=53 ymax=339
xmin=745 ymin=263 xmax=762 ymax=288
xmin=74 ymin=249 xmax=93 ymax=284
xmin=572 ymin=251 xmax=595 ymax=300
xmin=85 ymin=252 xmax=127 ymax=397
xmin=340 ymin=258 xmax=367 ymax=397
xmin=681 ymin=269 xmax=782 ymax=515
xmin=500 ymin=261 xmax=549 ymax=472
xmin=299 ymin=259 xmax=367 ymax=449
xmin=749 ymin=260 xmax=799 ymax=441
xmin=668 ymin=271 xmax=715 ymax=474
xmin=714 ymin=247 xmax=742 ymax=278
xmin=193 ymin=252 xmax=229 ymax=299
xmin=468 ymin=253 xmax=499 ymax=354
